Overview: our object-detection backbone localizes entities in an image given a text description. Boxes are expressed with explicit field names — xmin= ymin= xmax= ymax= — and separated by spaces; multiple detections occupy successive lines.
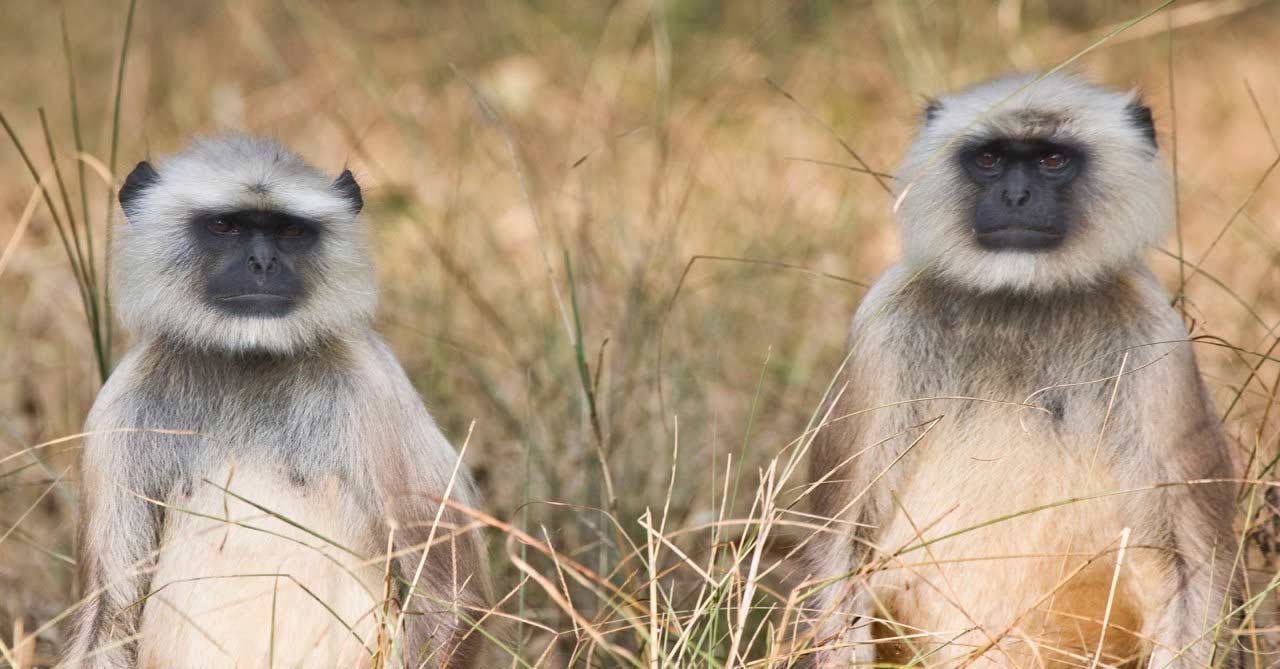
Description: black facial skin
xmin=960 ymin=139 xmax=1085 ymax=252
xmin=194 ymin=210 xmax=320 ymax=318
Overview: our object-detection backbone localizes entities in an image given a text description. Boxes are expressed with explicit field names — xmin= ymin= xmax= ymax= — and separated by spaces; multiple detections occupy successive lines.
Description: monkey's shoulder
xmin=855 ymin=267 xmax=1186 ymax=353
xmin=85 ymin=334 xmax=424 ymax=443
xmin=845 ymin=266 xmax=1201 ymax=410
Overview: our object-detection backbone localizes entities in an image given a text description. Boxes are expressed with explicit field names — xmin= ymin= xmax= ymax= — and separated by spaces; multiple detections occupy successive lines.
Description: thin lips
xmin=977 ymin=225 xmax=1061 ymax=237
xmin=216 ymin=293 xmax=293 ymax=302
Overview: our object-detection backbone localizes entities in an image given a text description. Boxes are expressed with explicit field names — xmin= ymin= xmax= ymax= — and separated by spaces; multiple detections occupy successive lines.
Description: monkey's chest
xmin=138 ymin=463 xmax=386 ymax=669
xmin=886 ymin=415 xmax=1127 ymax=544
xmin=869 ymin=417 xmax=1148 ymax=664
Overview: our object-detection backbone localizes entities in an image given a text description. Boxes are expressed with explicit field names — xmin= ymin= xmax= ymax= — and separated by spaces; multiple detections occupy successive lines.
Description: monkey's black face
xmin=193 ymin=210 xmax=319 ymax=318
xmin=960 ymin=139 xmax=1084 ymax=252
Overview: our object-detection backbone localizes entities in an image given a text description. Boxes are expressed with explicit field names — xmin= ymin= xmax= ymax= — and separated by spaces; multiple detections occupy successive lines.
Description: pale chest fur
xmin=138 ymin=465 xmax=388 ymax=669
xmin=849 ymin=272 xmax=1183 ymax=663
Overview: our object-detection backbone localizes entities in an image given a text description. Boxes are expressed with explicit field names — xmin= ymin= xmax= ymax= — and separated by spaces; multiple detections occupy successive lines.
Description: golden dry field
xmin=1 ymin=1 xmax=1279 ymax=666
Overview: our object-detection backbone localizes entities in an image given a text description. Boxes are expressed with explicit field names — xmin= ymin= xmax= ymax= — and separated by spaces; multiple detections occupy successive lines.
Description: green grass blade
xmin=101 ymin=0 xmax=139 ymax=372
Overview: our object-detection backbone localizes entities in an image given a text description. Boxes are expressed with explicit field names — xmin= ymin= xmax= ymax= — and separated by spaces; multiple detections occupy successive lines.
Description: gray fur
xmin=65 ymin=135 xmax=487 ymax=668
xmin=804 ymin=74 xmax=1240 ymax=667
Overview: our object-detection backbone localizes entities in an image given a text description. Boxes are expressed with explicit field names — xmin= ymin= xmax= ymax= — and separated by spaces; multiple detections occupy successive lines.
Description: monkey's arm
xmin=803 ymin=351 xmax=897 ymax=666
xmin=64 ymin=429 xmax=165 ymax=669
xmin=358 ymin=340 xmax=489 ymax=669
xmin=1122 ymin=350 xmax=1240 ymax=668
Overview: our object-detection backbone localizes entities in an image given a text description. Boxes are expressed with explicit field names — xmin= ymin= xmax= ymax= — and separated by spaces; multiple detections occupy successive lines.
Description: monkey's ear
xmin=333 ymin=169 xmax=363 ymax=214
xmin=119 ymin=161 xmax=159 ymax=221
xmin=1126 ymin=99 xmax=1157 ymax=150
xmin=923 ymin=97 xmax=943 ymax=124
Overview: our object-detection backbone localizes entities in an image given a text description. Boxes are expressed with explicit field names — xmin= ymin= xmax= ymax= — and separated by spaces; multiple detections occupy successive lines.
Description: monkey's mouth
xmin=213 ymin=293 xmax=298 ymax=317
xmin=974 ymin=225 xmax=1064 ymax=251
xmin=218 ymin=292 xmax=293 ymax=304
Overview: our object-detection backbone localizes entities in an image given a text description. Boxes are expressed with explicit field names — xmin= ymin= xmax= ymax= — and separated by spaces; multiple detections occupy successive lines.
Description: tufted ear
xmin=923 ymin=97 xmax=943 ymax=124
xmin=332 ymin=169 xmax=363 ymax=214
xmin=1126 ymin=99 xmax=1157 ymax=150
xmin=119 ymin=161 xmax=159 ymax=222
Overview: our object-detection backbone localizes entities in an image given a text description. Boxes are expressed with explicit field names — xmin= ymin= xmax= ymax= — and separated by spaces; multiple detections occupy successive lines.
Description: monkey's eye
xmin=208 ymin=219 xmax=238 ymax=235
xmin=974 ymin=152 xmax=1001 ymax=170
xmin=277 ymin=223 xmax=305 ymax=239
xmin=1040 ymin=153 xmax=1069 ymax=170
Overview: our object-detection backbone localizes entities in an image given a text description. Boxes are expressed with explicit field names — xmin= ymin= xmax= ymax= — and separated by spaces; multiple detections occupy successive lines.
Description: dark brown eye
xmin=277 ymin=223 xmax=305 ymax=239
xmin=208 ymin=219 xmax=238 ymax=235
xmin=1040 ymin=153 xmax=1069 ymax=170
xmin=974 ymin=151 xmax=1000 ymax=170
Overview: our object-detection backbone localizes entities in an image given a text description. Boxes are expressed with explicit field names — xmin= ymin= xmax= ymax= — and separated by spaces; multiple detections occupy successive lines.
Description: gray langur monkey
xmin=64 ymin=135 xmax=489 ymax=668
xmin=804 ymin=73 xmax=1240 ymax=668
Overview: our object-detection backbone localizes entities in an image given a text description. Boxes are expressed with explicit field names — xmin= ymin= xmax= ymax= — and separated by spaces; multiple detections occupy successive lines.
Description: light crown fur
xmin=114 ymin=134 xmax=375 ymax=354
xmin=896 ymin=72 xmax=1172 ymax=293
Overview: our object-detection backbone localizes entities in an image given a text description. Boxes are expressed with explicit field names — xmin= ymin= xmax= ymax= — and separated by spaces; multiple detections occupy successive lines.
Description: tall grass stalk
xmin=1 ymin=0 xmax=137 ymax=383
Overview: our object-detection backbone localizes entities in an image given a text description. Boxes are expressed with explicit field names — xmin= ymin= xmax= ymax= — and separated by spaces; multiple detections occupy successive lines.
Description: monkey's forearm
xmin=67 ymin=448 xmax=163 ymax=668
xmin=1154 ymin=474 xmax=1240 ymax=667
xmin=66 ymin=527 xmax=157 ymax=667
xmin=1147 ymin=522 xmax=1241 ymax=669
xmin=65 ymin=568 xmax=145 ymax=668
xmin=392 ymin=526 xmax=487 ymax=669
xmin=1124 ymin=404 xmax=1241 ymax=668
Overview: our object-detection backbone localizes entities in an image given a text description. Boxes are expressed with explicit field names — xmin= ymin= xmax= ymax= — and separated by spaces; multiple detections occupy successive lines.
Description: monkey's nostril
xmin=1001 ymin=189 xmax=1032 ymax=207
xmin=247 ymin=255 xmax=280 ymax=274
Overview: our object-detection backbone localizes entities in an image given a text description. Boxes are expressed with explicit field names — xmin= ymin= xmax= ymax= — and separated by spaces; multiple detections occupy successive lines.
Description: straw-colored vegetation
xmin=1 ymin=1 xmax=1278 ymax=666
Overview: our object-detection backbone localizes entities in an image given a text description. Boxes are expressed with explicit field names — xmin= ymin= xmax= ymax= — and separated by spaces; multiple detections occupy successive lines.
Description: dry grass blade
xmin=764 ymin=78 xmax=893 ymax=196
xmin=0 ymin=186 xmax=43 ymax=281
xmin=1183 ymin=154 xmax=1280 ymax=288
xmin=656 ymin=254 xmax=866 ymax=426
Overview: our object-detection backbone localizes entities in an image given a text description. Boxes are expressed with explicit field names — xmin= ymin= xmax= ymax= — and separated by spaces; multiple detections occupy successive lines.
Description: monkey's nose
xmin=1001 ymin=189 xmax=1031 ymax=207
xmin=247 ymin=255 xmax=280 ymax=274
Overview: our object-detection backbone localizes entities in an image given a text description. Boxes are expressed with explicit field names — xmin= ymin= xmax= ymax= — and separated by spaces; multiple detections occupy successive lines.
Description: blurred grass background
xmin=1 ymin=0 xmax=1279 ymax=666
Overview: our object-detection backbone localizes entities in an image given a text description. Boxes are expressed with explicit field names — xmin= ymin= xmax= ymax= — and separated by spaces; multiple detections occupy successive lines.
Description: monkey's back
xmin=831 ymin=265 xmax=1196 ymax=666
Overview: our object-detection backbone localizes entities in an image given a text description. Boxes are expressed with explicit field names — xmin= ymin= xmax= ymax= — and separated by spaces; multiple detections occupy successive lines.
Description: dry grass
xmin=1 ymin=0 xmax=1279 ymax=666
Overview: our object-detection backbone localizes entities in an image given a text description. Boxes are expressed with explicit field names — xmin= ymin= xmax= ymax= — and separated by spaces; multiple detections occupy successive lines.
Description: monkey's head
xmin=895 ymin=72 xmax=1171 ymax=293
xmin=115 ymin=135 xmax=375 ymax=354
